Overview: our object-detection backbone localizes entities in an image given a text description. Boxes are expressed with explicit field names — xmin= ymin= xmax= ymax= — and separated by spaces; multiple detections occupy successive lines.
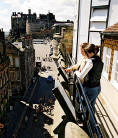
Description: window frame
xmin=103 ymin=47 xmax=111 ymax=79
xmin=111 ymin=50 xmax=118 ymax=90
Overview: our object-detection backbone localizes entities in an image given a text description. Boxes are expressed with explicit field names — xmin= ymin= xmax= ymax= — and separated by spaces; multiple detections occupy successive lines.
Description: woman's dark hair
xmin=80 ymin=42 xmax=88 ymax=49
xmin=84 ymin=43 xmax=99 ymax=55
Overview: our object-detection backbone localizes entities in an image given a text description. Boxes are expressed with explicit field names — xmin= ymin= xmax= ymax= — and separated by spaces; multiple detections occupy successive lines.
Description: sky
xmin=0 ymin=0 xmax=76 ymax=32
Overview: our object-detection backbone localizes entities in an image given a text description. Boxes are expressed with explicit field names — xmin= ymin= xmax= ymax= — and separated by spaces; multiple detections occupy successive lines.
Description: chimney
xmin=28 ymin=9 xmax=31 ymax=14
xmin=0 ymin=29 xmax=6 ymax=55
xmin=22 ymin=37 xmax=25 ymax=48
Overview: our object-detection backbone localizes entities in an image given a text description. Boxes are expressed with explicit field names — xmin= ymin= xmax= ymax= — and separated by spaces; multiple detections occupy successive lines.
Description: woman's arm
xmin=65 ymin=57 xmax=85 ymax=73
xmin=74 ymin=59 xmax=93 ymax=79
xmin=65 ymin=64 xmax=80 ymax=73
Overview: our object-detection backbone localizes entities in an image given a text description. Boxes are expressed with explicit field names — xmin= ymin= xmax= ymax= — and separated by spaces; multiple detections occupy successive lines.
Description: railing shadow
xmin=95 ymin=97 xmax=118 ymax=138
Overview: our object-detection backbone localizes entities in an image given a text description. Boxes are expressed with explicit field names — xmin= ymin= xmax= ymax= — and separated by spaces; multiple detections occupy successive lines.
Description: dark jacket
xmin=83 ymin=56 xmax=104 ymax=88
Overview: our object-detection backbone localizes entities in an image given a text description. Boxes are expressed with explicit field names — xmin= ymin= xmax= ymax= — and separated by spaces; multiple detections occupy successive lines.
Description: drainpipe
xmin=106 ymin=0 xmax=111 ymax=28
xmin=88 ymin=0 xmax=92 ymax=42
xmin=100 ymin=32 xmax=104 ymax=59
xmin=75 ymin=0 xmax=81 ymax=63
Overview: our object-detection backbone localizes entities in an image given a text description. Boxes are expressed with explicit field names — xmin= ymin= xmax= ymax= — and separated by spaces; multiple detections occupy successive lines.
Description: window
xmin=10 ymin=72 xmax=14 ymax=81
xmin=16 ymin=71 xmax=21 ymax=81
xmin=15 ymin=57 xmax=20 ymax=67
xmin=9 ymin=56 xmax=13 ymax=66
xmin=0 ymin=73 xmax=2 ymax=88
xmin=90 ymin=8 xmax=108 ymax=31
xmin=5 ymin=70 xmax=8 ymax=82
xmin=55 ymin=26 xmax=61 ymax=34
xmin=3 ymin=72 xmax=5 ymax=85
xmin=103 ymin=47 xmax=111 ymax=79
xmin=0 ymin=79 xmax=2 ymax=88
xmin=111 ymin=51 xmax=118 ymax=89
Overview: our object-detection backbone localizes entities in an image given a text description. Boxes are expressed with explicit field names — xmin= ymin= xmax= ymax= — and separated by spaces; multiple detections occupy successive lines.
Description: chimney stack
xmin=0 ymin=29 xmax=6 ymax=55
xmin=28 ymin=9 xmax=31 ymax=14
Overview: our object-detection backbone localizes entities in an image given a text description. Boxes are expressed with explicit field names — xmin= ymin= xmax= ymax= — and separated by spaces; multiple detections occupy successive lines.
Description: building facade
xmin=11 ymin=9 xmax=56 ymax=37
xmin=26 ymin=12 xmax=55 ymax=35
xmin=72 ymin=0 xmax=118 ymax=136
xmin=6 ymin=35 xmax=35 ymax=98
xmin=0 ymin=29 xmax=11 ymax=123
xmin=53 ymin=22 xmax=73 ymax=59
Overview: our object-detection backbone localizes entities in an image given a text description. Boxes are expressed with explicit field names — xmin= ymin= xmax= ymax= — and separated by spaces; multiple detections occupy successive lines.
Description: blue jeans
xmin=84 ymin=85 xmax=101 ymax=112
xmin=84 ymin=86 xmax=101 ymax=133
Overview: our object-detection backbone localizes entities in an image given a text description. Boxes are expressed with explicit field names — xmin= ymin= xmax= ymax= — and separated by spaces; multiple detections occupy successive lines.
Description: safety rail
xmin=57 ymin=54 xmax=103 ymax=137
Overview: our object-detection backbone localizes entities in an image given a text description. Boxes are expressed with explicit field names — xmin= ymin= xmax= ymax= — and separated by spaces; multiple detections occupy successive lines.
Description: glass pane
xmin=116 ymin=63 xmax=118 ymax=72
xmin=116 ymin=51 xmax=118 ymax=60
xmin=15 ymin=57 xmax=20 ymax=67
xmin=114 ymin=72 xmax=117 ymax=81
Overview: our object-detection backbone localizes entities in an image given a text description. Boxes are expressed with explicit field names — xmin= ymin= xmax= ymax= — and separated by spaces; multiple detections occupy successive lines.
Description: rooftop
xmin=12 ymin=42 xmax=25 ymax=51
xmin=103 ymin=22 xmax=118 ymax=34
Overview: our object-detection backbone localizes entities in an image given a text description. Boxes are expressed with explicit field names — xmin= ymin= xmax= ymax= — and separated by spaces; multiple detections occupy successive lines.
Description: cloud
xmin=0 ymin=0 xmax=76 ymax=31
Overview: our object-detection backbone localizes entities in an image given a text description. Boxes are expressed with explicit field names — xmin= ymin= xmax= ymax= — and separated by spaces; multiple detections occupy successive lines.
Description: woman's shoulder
xmin=86 ymin=58 xmax=93 ymax=66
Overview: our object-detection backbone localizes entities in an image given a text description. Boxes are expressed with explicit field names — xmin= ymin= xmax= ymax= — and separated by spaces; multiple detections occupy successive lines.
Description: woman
xmin=66 ymin=43 xmax=103 ymax=112
xmin=65 ymin=42 xmax=88 ymax=78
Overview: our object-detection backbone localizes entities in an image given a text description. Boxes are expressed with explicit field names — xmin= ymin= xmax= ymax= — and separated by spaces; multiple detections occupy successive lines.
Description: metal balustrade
xmin=55 ymin=54 xmax=103 ymax=137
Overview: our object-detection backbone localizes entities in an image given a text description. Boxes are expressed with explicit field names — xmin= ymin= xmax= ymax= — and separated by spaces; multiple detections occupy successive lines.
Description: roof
xmin=103 ymin=22 xmax=118 ymax=34
xmin=12 ymin=42 xmax=25 ymax=51
xmin=53 ymin=23 xmax=73 ymax=27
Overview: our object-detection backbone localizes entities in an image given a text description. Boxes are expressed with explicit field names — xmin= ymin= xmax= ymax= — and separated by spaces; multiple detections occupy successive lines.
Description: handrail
xmin=66 ymin=54 xmax=103 ymax=138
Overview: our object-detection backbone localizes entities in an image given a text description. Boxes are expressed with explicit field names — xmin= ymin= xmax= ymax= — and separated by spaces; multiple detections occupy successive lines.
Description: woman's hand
xmin=65 ymin=68 xmax=72 ymax=73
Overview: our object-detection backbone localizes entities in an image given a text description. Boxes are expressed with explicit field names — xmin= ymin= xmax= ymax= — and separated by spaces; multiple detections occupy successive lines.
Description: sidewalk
xmin=95 ymin=76 xmax=118 ymax=137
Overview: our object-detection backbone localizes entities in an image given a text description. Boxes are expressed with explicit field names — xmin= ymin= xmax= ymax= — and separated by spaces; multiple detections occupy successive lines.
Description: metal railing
xmin=65 ymin=54 xmax=103 ymax=137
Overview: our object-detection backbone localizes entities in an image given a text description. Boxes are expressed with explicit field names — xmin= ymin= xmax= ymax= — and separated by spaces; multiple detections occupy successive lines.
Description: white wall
xmin=92 ymin=0 xmax=109 ymax=6
xmin=108 ymin=0 xmax=118 ymax=27
xmin=77 ymin=0 xmax=91 ymax=62
xmin=72 ymin=0 xmax=91 ymax=61
xmin=72 ymin=0 xmax=79 ymax=60
xmin=89 ymin=32 xmax=101 ymax=45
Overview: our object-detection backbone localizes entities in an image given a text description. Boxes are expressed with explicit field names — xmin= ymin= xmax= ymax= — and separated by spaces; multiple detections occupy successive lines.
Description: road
xmin=3 ymin=40 xmax=58 ymax=138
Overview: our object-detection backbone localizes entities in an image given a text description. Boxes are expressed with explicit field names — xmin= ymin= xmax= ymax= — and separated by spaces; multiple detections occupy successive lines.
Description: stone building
xmin=11 ymin=9 xmax=55 ymax=37
xmin=0 ymin=29 xmax=11 ymax=123
xmin=53 ymin=22 xmax=73 ymax=60
xmin=6 ymin=35 xmax=35 ymax=98
xmin=26 ymin=12 xmax=55 ymax=34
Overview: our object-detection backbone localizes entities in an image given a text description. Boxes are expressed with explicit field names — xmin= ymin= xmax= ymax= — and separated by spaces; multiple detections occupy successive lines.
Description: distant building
xmin=11 ymin=9 xmax=56 ymax=37
xmin=6 ymin=35 xmax=35 ymax=97
xmin=0 ymin=29 xmax=11 ymax=122
xmin=52 ymin=22 xmax=73 ymax=59
xmin=26 ymin=12 xmax=55 ymax=35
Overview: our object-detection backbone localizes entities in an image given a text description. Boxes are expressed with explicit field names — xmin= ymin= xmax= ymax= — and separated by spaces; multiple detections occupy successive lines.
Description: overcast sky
xmin=0 ymin=0 xmax=76 ymax=32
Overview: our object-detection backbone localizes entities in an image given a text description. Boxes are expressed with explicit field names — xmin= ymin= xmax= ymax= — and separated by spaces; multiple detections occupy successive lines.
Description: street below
xmin=3 ymin=40 xmax=58 ymax=138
